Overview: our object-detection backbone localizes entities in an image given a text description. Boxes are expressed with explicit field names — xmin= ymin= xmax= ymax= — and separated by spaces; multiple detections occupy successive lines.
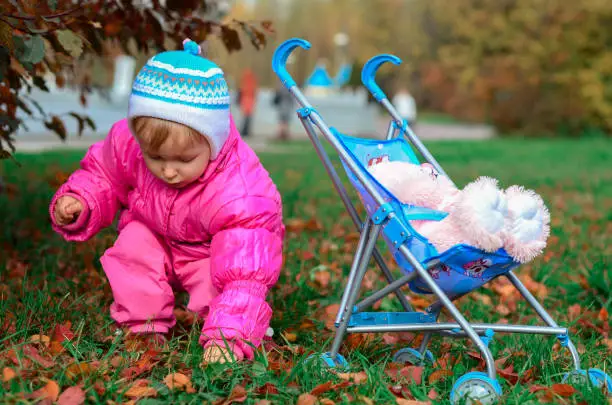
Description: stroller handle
xmin=361 ymin=54 xmax=402 ymax=102
xmin=272 ymin=38 xmax=311 ymax=89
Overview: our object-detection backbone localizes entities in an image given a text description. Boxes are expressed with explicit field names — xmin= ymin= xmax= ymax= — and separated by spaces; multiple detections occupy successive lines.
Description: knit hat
xmin=128 ymin=39 xmax=230 ymax=159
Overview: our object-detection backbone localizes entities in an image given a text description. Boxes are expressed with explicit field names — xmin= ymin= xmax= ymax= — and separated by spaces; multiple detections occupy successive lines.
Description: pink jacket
xmin=49 ymin=117 xmax=284 ymax=357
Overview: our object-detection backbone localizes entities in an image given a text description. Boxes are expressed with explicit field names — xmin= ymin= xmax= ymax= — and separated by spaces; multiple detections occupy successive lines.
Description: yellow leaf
xmin=282 ymin=331 xmax=297 ymax=342
xmin=65 ymin=362 xmax=97 ymax=380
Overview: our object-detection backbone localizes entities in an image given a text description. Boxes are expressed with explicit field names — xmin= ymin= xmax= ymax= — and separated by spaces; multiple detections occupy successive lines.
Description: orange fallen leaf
xmin=57 ymin=386 xmax=86 ymax=405
xmin=296 ymin=393 xmax=318 ymax=405
xmin=397 ymin=399 xmax=431 ymax=405
xmin=319 ymin=399 xmax=335 ymax=405
xmin=28 ymin=380 xmax=60 ymax=402
xmin=550 ymin=383 xmax=577 ymax=397
xmin=283 ymin=331 xmax=297 ymax=342
xmin=358 ymin=396 xmax=374 ymax=405
xmin=336 ymin=371 xmax=368 ymax=384
xmin=29 ymin=334 xmax=51 ymax=347
xmin=427 ymin=369 xmax=453 ymax=385
xmin=125 ymin=380 xmax=158 ymax=398
xmin=314 ymin=270 xmax=331 ymax=288
xmin=163 ymin=373 xmax=195 ymax=393
xmin=255 ymin=401 xmax=272 ymax=405
xmin=2 ymin=367 xmax=16 ymax=382
xmin=311 ymin=381 xmax=334 ymax=396
xmin=598 ymin=307 xmax=609 ymax=323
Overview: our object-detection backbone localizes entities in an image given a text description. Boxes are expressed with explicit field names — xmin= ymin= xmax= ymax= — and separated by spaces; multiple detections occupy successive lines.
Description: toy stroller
xmin=272 ymin=38 xmax=612 ymax=405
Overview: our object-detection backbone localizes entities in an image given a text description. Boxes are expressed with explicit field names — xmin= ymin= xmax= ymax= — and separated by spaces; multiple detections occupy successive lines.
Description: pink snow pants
xmin=100 ymin=220 xmax=218 ymax=335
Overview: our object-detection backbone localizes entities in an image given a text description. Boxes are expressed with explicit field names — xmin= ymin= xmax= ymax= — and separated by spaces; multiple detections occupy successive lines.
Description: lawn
xmin=1 ymin=137 xmax=611 ymax=404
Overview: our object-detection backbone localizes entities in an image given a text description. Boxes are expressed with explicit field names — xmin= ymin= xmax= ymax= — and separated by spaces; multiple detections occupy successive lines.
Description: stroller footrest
xmin=348 ymin=311 xmax=436 ymax=327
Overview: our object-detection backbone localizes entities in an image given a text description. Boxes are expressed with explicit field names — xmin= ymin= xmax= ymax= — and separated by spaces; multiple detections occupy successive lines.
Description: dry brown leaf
xmin=310 ymin=381 xmax=333 ymax=396
xmin=163 ymin=372 xmax=195 ymax=393
xmin=65 ymin=362 xmax=97 ymax=380
xmin=550 ymin=383 xmax=577 ymax=397
xmin=427 ymin=369 xmax=453 ymax=385
xmin=358 ymin=396 xmax=374 ymax=405
xmin=215 ymin=384 xmax=247 ymax=405
xmin=283 ymin=331 xmax=297 ymax=342
xmin=336 ymin=371 xmax=368 ymax=384
xmin=296 ymin=393 xmax=318 ymax=405
xmin=125 ymin=380 xmax=158 ymax=399
xmin=319 ymin=399 xmax=335 ymax=405
xmin=2 ymin=367 xmax=16 ymax=382
xmin=57 ymin=386 xmax=86 ymax=405
xmin=254 ymin=401 xmax=272 ymax=405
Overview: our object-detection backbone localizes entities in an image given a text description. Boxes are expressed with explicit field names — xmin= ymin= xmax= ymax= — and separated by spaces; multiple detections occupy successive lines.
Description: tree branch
xmin=0 ymin=6 xmax=83 ymax=21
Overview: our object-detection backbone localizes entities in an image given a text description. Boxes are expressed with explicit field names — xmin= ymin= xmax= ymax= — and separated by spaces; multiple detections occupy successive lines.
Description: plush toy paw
xmin=452 ymin=177 xmax=507 ymax=252
xmin=503 ymin=185 xmax=550 ymax=263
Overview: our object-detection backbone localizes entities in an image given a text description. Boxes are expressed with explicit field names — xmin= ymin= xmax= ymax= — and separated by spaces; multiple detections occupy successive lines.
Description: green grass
xmin=1 ymin=138 xmax=611 ymax=404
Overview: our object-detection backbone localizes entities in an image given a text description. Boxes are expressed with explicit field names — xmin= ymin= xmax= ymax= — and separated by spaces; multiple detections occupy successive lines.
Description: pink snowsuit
xmin=49 ymin=117 xmax=284 ymax=359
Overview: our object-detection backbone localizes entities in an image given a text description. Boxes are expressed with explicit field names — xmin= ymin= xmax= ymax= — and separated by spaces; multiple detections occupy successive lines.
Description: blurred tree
xmin=0 ymin=0 xmax=273 ymax=157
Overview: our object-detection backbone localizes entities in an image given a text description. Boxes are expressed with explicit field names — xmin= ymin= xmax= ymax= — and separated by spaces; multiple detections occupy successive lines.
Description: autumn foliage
xmin=0 ymin=0 xmax=272 ymax=157
xmin=407 ymin=0 xmax=612 ymax=136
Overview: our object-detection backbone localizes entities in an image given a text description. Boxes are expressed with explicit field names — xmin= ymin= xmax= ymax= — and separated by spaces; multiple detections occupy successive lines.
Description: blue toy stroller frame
xmin=272 ymin=38 xmax=612 ymax=404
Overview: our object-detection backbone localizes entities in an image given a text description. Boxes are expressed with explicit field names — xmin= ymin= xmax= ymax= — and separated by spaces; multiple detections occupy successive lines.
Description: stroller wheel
xmin=450 ymin=372 xmax=502 ymax=405
xmin=392 ymin=348 xmax=435 ymax=365
xmin=563 ymin=369 xmax=612 ymax=394
xmin=316 ymin=352 xmax=349 ymax=369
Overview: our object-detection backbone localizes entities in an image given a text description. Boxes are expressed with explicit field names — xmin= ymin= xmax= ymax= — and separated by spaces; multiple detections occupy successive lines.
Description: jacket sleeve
xmin=200 ymin=195 xmax=284 ymax=359
xmin=49 ymin=121 xmax=132 ymax=242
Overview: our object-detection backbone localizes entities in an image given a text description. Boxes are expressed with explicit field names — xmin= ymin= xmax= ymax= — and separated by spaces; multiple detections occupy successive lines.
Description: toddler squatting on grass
xmin=49 ymin=39 xmax=285 ymax=364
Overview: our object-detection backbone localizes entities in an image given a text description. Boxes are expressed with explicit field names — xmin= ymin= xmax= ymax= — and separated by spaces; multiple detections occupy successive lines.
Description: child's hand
xmin=54 ymin=195 xmax=84 ymax=226
xmin=201 ymin=345 xmax=235 ymax=365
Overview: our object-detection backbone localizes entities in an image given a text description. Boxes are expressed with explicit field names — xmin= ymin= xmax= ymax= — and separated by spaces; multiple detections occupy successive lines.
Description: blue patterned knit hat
xmin=128 ymin=39 xmax=230 ymax=159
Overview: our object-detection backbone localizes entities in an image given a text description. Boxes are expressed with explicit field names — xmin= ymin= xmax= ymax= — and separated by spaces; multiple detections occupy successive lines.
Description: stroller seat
xmin=333 ymin=128 xmax=520 ymax=297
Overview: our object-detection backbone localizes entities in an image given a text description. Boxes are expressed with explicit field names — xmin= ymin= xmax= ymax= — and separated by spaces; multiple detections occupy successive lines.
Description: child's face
xmin=140 ymin=134 xmax=211 ymax=188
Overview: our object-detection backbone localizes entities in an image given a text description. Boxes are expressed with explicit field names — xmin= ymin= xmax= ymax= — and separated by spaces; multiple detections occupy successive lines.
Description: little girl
xmin=49 ymin=39 xmax=284 ymax=364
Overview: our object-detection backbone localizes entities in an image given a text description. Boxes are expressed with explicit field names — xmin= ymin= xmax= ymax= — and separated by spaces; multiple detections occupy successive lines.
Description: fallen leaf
xmin=2 ymin=367 xmax=16 ymax=382
xmin=319 ymin=400 xmax=335 ymax=405
xmin=255 ymin=382 xmax=279 ymax=395
xmin=29 ymin=334 xmax=51 ymax=347
xmin=396 ymin=399 xmax=431 ymax=405
xmin=427 ymin=389 xmax=438 ymax=400
xmin=311 ymin=381 xmax=334 ymax=395
xmin=65 ymin=362 xmax=97 ymax=380
xmin=23 ymin=345 xmax=55 ymax=368
xmin=551 ymin=383 xmax=577 ymax=397
xmin=57 ymin=386 xmax=86 ymax=405
xmin=336 ymin=371 xmax=368 ymax=384
xmin=215 ymin=384 xmax=247 ymax=405
xmin=124 ymin=380 xmax=158 ymax=398
xmin=314 ymin=270 xmax=331 ymax=288
xmin=427 ymin=369 xmax=453 ymax=385
xmin=163 ymin=373 xmax=195 ymax=393
xmin=27 ymin=380 xmax=60 ymax=402
xmin=283 ymin=331 xmax=297 ymax=342
xmin=255 ymin=401 xmax=272 ymax=405
xmin=358 ymin=396 xmax=374 ymax=405
xmin=296 ymin=393 xmax=318 ymax=405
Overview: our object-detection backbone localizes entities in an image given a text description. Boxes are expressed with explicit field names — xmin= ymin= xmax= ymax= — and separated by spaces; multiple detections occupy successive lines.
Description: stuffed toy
xmin=368 ymin=160 xmax=550 ymax=263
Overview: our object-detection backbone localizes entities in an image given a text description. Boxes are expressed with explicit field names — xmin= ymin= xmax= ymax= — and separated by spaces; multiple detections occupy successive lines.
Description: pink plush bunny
xmin=369 ymin=160 xmax=550 ymax=263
